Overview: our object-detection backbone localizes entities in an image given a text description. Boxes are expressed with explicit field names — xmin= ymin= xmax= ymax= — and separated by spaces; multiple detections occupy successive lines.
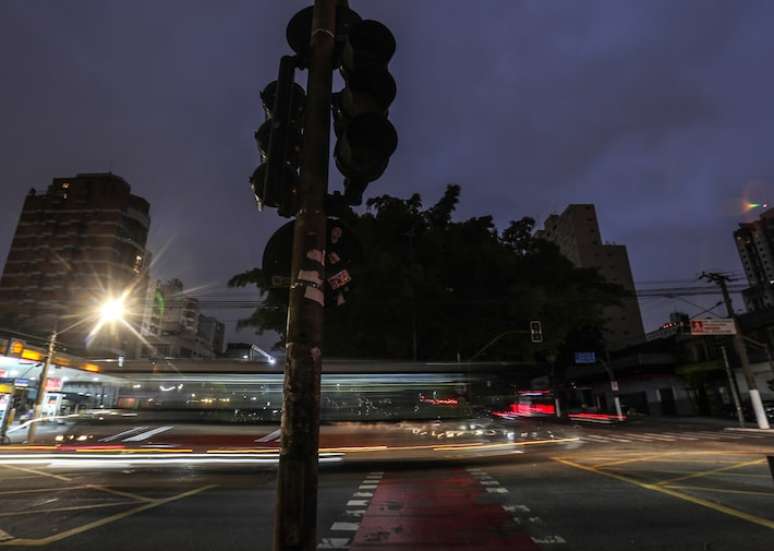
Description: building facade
xmin=734 ymin=208 xmax=774 ymax=311
xmin=138 ymin=278 xmax=223 ymax=359
xmin=0 ymin=173 xmax=150 ymax=354
xmin=536 ymin=204 xmax=645 ymax=348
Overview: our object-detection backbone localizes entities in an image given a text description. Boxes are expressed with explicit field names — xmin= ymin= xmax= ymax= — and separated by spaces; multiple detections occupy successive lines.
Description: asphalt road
xmin=0 ymin=418 xmax=771 ymax=550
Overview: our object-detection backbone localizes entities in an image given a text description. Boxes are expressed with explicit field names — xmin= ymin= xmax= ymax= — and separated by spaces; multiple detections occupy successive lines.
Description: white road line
xmin=660 ymin=432 xmax=699 ymax=440
xmin=480 ymin=480 xmax=499 ymax=486
xmin=256 ymin=429 xmax=282 ymax=443
xmin=330 ymin=522 xmax=359 ymax=531
xmin=486 ymin=487 xmax=508 ymax=494
xmin=346 ymin=500 xmax=368 ymax=507
xmin=532 ymin=535 xmax=566 ymax=544
xmin=620 ymin=434 xmax=659 ymax=442
xmin=582 ymin=435 xmax=612 ymax=442
xmin=99 ymin=426 xmax=148 ymax=442
xmin=359 ymin=484 xmax=378 ymax=490
xmin=345 ymin=510 xmax=366 ymax=517
xmin=640 ymin=433 xmax=677 ymax=441
xmin=352 ymin=492 xmax=373 ymax=497
xmin=122 ymin=426 xmax=174 ymax=442
xmin=503 ymin=504 xmax=531 ymax=513
xmin=318 ymin=537 xmax=350 ymax=549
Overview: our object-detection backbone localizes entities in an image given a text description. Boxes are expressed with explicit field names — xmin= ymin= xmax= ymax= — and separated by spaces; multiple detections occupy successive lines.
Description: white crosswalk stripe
xmin=578 ymin=429 xmax=768 ymax=445
xmin=123 ymin=425 xmax=174 ymax=442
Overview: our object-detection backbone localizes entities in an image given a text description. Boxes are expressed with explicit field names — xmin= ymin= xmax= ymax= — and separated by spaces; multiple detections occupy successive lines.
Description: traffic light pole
xmin=273 ymin=1 xmax=337 ymax=550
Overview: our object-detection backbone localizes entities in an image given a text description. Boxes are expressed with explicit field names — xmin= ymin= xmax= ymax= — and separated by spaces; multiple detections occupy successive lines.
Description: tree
xmin=229 ymin=185 xmax=627 ymax=361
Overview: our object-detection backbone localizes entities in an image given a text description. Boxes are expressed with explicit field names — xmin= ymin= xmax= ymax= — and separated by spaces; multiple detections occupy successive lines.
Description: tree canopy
xmin=229 ymin=185 xmax=627 ymax=362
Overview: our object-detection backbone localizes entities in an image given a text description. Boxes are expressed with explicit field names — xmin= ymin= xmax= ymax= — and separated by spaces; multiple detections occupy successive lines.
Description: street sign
xmin=575 ymin=352 xmax=596 ymax=364
xmin=262 ymin=218 xmax=363 ymax=306
xmin=690 ymin=319 xmax=736 ymax=336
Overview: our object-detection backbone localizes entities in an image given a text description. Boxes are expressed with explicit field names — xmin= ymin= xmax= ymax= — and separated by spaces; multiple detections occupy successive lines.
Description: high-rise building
xmin=734 ymin=209 xmax=774 ymax=311
xmin=536 ymin=204 xmax=645 ymax=348
xmin=138 ymin=278 xmax=223 ymax=358
xmin=0 ymin=173 xmax=150 ymax=353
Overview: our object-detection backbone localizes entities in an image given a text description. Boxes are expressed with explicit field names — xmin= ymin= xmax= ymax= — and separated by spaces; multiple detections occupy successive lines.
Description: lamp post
xmin=26 ymin=294 xmax=127 ymax=442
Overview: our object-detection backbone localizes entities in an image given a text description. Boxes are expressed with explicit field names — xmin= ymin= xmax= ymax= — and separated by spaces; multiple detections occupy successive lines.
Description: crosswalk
xmin=576 ymin=429 xmax=771 ymax=445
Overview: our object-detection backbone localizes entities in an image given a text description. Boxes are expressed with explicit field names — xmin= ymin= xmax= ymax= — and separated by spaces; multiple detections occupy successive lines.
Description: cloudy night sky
xmin=2 ymin=0 xmax=773 ymax=348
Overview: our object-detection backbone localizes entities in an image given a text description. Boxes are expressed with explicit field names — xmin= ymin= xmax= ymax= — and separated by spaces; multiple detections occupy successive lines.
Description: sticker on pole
xmin=690 ymin=319 xmax=736 ymax=335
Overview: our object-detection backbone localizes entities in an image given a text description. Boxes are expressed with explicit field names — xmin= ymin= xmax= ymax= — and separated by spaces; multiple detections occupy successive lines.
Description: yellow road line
xmin=655 ymin=459 xmax=765 ymax=485
xmin=0 ymin=484 xmax=217 ymax=547
xmin=86 ymin=485 xmax=155 ymax=503
xmin=0 ymin=485 xmax=90 ymax=496
xmin=553 ymin=457 xmax=774 ymax=530
xmin=666 ymin=484 xmax=774 ymax=497
xmin=0 ymin=502 xmax=133 ymax=518
xmin=0 ymin=464 xmax=71 ymax=482
xmin=594 ymin=453 xmax=676 ymax=468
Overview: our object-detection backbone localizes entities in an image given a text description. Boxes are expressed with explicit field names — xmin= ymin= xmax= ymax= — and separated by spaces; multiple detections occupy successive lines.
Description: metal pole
xmin=721 ymin=345 xmax=745 ymax=427
xmin=602 ymin=358 xmax=623 ymax=421
xmin=26 ymin=330 xmax=56 ymax=442
xmin=273 ymin=1 xmax=336 ymax=550
xmin=715 ymin=277 xmax=770 ymax=429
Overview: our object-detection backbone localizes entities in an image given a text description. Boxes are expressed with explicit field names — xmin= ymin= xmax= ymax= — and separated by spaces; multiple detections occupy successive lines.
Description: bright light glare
xmin=99 ymin=297 xmax=126 ymax=323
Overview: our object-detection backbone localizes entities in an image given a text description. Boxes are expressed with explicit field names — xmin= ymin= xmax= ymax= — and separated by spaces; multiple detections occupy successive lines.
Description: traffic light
xmin=530 ymin=321 xmax=543 ymax=344
xmin=332 ymin=19 xmax=398 ymax=205
xmin=250 ymin=56 xmax=305 ymax=218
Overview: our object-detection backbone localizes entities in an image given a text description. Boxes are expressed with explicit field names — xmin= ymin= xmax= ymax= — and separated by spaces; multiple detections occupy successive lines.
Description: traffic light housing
xmin=251 ymin=56 xmax=305 ymax=218
xmin=530 ymin=321 xmax=543 ymax=344
xmin=333 ymin=19 xmax=398 ymax=205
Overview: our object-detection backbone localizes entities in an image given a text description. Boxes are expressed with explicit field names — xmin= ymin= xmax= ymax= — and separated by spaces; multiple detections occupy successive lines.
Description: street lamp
xmin=26 ymin=293 xmax=128 ymax=442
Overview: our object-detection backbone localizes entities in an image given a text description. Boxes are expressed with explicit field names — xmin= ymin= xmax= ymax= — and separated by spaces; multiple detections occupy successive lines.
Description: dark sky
xmin=2 ymin=0 xmax=773 ymax=348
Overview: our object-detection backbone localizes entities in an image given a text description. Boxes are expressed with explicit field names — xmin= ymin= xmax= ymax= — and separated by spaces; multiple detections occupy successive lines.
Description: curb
xmin=724 ymin=427 xmax=774 ymax=433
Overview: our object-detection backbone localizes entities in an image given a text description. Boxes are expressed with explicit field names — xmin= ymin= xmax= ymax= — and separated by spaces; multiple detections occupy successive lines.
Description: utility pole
xmin=700 ymin=272 xmax=770 ymax=429
xmin=273 ymin=1 xmax=336 ymax=549
xmin=720 ymin=345 xmax=745 ymax=427
xmin=26 ymin=329 xmax=56 ymax=442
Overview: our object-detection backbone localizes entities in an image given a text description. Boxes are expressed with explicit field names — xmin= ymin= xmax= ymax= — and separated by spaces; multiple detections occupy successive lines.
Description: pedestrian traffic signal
xmin=530 ymin=321 xmax=543 ymax=344
xmin=332 ymin=19 xmax=398 ymax=205
xmin=251 ymin=56 xmax=305 ymax=218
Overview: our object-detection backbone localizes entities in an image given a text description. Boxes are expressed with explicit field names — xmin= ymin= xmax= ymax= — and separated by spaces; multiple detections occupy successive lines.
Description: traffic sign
xmin=262 ymin=218 xmax=363 ymax=306
xmin=690 ymin=319 xmax=736 ymax=335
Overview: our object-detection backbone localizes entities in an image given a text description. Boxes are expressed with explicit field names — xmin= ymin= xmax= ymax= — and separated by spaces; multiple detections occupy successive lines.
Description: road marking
xmin=532 ymin=535 xmax=566 ymax=544
xmin=503 ymin=504 xmax=531 ymax=513
xmin=330 ymin=522 xmax=359 ymax=531
xmin=0 ymin=464 xmax=71 ymax=482
xmin=480 ymin=480 xmax=499 ymax=486
xmin=86 ymin=484 xmax=155 ymax=503
xmin=659 ymin=432 xmax=699 ymax=440
xmin=358 ymin=484 xmax=377 ymax=490
xmin=553 ymin=456 xmax=774 ymax=531
xmin=0 ymin=484 xmax=217 ymax=547
xmin=667 ymin=484 xmax=774 ymax=497
xmin=346 ymin=500 xmax=368 ymax=507
xmin=99 ymin=426 xmax=148 ymax=442
xmin=640 ymin=433 xmax=677 ymax=441
xmin=122 ymin=425 xmax=174 ymax=442
xmin=0 ymin=485 xmax=90 ymax=495
xmin=318 ymin=538 xmax=350 ymax=549
xmin=256 ymin=429 xmax=282 ymax=443
xmin=352 ymin=491 xmax=373 ymax=497
xmin=345 ymin=510 xmax=366 ymax=517
xmin=594 ymin=453 xmax=675 ymax=468
xmin=0 ymin=530 xmax=12 ymax=543
xmin=655 ymin=458 xmax=766 ymax=485
xmin=0 ymin=501 xmax=134 ymax=517
xmin=486 ymin=487 xmax=508 ymax=494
